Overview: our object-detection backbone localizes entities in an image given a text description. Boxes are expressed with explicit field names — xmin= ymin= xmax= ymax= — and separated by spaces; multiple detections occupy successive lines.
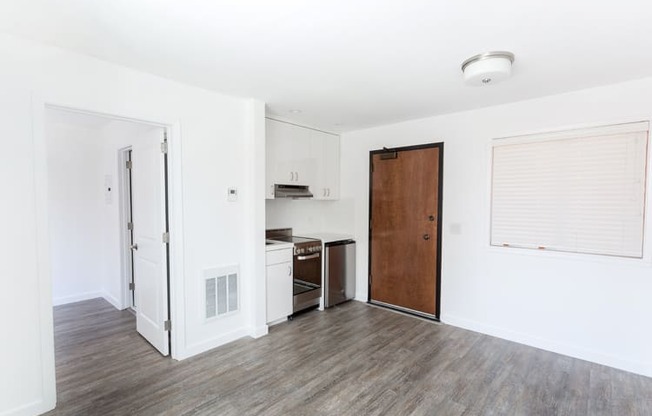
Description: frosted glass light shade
xmin=461 ymin=51 xmax=514 ymax=86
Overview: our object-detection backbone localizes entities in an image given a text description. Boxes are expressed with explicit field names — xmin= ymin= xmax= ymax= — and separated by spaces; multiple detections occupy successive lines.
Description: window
xmin=491 ymin=121 xmax=649 ymax=258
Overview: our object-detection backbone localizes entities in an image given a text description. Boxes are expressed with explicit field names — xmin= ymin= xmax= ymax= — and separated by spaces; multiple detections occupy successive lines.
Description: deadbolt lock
xmin=429 ymin=215 xmax=435 ymax=222
xmin=423 ymin=234 xmax=430 ymax=240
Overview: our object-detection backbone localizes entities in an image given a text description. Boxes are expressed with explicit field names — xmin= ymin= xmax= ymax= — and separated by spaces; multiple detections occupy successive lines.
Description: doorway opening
xmin=368 ymin=143 xmax=444 ymax=320
xmin=45 ymin=106 xmax=172 ymax=356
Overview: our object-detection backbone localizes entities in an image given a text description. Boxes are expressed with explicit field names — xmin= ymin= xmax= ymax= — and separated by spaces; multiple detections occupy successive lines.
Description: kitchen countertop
xmin=265 ymin=239 xmax=294 ymax=252
xmin=296 ymin=232 xmax=355 ymax=244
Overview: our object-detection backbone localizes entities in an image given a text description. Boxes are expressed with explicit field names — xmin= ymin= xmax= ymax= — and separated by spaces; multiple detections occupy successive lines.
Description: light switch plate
xmin=227 ymin=187 xmax=238 ymax=202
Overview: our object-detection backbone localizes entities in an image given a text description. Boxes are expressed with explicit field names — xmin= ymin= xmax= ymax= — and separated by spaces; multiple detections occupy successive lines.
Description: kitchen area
xmin=265 ymin=118 xmax=357 ymax=325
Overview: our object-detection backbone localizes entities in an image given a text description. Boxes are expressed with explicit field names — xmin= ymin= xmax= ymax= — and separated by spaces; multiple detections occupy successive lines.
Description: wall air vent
xmin=203 ymin=265 xmax=239 ymax=319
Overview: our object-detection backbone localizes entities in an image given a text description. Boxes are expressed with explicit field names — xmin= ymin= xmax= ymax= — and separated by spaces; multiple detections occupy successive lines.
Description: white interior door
xmin=131 ymin=128 xmax=169 ymax=356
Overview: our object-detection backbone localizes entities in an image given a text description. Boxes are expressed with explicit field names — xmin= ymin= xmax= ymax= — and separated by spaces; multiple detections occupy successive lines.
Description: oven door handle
xmin=297 ymin=253 xmax=320 ymax=261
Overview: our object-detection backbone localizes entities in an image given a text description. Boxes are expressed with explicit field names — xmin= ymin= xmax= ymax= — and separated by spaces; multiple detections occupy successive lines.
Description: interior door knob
xmin=429 ymin=215 xmax=435 ymax=221
xmin=423 ymin=234 xmax=430 ymax=241
xmin=130 ymin=243 xmax=139 ymax=250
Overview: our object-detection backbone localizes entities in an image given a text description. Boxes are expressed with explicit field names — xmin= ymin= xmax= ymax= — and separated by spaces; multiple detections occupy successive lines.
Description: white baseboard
xmin=249 ymin=324 xmax=269 ymax=338
xmin=52 ymin=291 xmax=124 ymax=310
xmin=100 ymin=291 xmax=124 ymax=310
xmin=0 ymin=398 xmax=53 ymax=416
xmin=52 ymin=291 xmax=103 ymax=306
xmin=442 ymin=313 xmax=652 ymax=378
xmin=177 ymin=327 xmax=251 ymax=360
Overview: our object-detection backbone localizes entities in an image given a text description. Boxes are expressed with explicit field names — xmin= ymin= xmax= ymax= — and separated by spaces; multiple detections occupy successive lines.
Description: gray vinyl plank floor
xmin=46 ymin=298 xmax=652 ymax=416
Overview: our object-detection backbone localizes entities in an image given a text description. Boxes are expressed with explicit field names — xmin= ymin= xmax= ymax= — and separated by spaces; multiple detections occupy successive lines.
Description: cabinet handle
xmin=327 ymin=188 xmax=330 ymax=197
xmin=287 ymin=265 xmax=292 ymax=276
xmin=290 ymin=172 xmax=294 ymax=181
xmin=323 ymin=188 xmax=326 ymax=197
xmin=296 ymin=171 xmax=299 ymax=181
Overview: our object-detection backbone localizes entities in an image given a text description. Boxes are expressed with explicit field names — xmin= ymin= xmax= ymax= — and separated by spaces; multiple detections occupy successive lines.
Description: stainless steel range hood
xmin=274 ymin=184 xmax=313 ymax=199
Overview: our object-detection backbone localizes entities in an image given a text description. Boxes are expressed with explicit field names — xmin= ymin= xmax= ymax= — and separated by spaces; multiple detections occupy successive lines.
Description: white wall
xmin=265 ymin=198 xmax=355 ymax=235
xmin=46 ymin=112 xmax=160 ymax=309
xmin=341 ymin=77 xmax=652 ymax=378
xmin=0 ymin=33 xmax=265 ymax=416
xmin=46 ymin=120 xmax=104 ymax=306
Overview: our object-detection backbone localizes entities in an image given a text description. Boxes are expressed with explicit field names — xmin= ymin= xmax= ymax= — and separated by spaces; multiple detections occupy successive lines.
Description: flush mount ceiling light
xmin=461 ymin=51 xmax=515 ymax=86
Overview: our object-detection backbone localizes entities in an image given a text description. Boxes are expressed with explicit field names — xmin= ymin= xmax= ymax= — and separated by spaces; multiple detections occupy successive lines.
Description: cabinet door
xmin=266 ymin=119 xmax=296 ymax=186
xmin=266 ymin=261 xmax=293 ymax=323
xmin=322 ymin=133 xmax=340 ymax=200
xmin=292 ymin=125 xmax=314 ymax=186
xmin=311 ymin=130 xmax=340 ymax=200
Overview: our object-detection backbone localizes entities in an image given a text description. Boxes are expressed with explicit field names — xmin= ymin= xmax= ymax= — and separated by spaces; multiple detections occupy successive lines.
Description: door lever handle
xmin=423 ymin=234 xmax=430 ymax=241
xmin=130 ymin=244 xmax=139 ymax=251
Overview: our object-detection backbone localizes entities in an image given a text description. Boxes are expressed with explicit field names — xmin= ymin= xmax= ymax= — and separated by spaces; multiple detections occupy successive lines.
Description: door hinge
xmin=370 ymin=162 xmax=374 ymax=173
xmin=127 ymin=222 xmax=133 ymax=231
xmin=164 ymin=320 xmax=171 ymax=331
xmin=161 ymin=141 xmax=168 ymax=154
xmin=369 ymin=274 xmax=372 ymax=285
xmin=162 ymin=232 xmax=170 ymax=243
xmin=126 ymin=160 xmax=132 ymax=169
xmin=129 ymin=282 xmax=135 ymax=291
xmin=369 ymin=219 xmax=372 ymax=230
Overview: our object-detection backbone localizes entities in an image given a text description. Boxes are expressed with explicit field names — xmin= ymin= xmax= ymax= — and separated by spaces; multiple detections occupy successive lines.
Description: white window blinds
xmin=491 ymin=121 xmax=649 ymax=258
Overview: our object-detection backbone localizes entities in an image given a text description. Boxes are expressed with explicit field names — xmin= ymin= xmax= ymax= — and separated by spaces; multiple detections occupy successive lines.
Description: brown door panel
xmin=370 ymin=146 xmax=441 ymax=317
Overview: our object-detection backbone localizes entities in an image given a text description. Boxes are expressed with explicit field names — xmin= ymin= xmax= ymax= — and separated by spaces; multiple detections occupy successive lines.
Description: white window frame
xmin=489 ymin=121 xmax=649 ymax=259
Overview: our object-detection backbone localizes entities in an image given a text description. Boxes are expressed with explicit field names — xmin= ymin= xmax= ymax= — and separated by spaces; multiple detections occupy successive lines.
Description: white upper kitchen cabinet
xmin=266 ymin=118 xmax=340 ymax=200
xmin=266 ymin=119 xmax=314 ymax=198
xmin=311 ymin=129 xmax=340 ymax=200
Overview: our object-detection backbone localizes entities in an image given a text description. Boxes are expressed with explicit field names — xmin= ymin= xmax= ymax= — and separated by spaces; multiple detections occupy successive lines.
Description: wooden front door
xmin=369 ymin=144 xmax=442 ymax=319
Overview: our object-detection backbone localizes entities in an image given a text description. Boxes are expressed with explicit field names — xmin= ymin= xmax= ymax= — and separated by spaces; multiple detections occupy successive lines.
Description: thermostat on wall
xmin=227 ymin=187 xmax=238 ymax=202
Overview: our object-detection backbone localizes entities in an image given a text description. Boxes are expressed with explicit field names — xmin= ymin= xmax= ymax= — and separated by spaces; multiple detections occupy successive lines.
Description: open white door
xmin=131 ymin=128 xmax=170 ymax=356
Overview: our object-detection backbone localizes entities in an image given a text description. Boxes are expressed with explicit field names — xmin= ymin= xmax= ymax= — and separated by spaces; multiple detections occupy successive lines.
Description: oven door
xmin=293 ymin=252 xmax=322 ymax=313
xmin=293 ymin=252 xmax=322 ymax=288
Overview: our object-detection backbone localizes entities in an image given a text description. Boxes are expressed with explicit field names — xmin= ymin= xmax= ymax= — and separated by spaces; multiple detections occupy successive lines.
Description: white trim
xmin=493 ymin=120 xmax=650 ymax=145
xmin=167 ymin=122 xmax=186 ymax=360
xmin=32 ymin=98 xmax=187 ymax=413
xmin=490 ymin=121 xmax=649 ymax=258
xmin=30 ymin=93 xmax=57 ymax=414
xmin=52 ymin=292 xmax=104 ymax=306
xmin=0 ymin=399 xmax=48 ymax=416
xmin=177 ymin=328 xmax=250 ymax=360
xmin=52 ymin=292 xmax=124 ymax=310
xmin=101 ymin=291 xmax=123 ymax=310
xmin=249 ymin=324 xmax=269 ymax=337
xmin=118 ymin=147 xmax=134 ymax=311
xmin=442 ymin=313 xmax=652 ymax=378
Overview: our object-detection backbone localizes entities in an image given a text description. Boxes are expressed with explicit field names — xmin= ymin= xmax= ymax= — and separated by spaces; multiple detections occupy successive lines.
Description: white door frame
xmin=32 ymin=99 xmax=185 ymax=361
xmin=118 ymin=146 xmax=135 ymax=310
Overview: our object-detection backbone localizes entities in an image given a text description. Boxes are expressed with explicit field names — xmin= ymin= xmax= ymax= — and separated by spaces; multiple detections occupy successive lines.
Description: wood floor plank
xmin=46 ymin=298 xmax=652 ymax=416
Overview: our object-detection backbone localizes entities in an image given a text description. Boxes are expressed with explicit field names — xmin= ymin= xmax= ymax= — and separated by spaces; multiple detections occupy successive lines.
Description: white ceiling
xmin=3 ymin=0 xmax=652 ymax=132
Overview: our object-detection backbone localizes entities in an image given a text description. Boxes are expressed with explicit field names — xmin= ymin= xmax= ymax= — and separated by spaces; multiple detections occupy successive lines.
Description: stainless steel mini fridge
xmin=324 ymin=239 xmax=356 ymax=307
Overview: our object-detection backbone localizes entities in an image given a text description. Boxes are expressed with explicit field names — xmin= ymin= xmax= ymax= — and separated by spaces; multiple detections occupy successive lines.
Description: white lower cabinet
xmin=266 ymin=247 xmax=293 ymax=324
